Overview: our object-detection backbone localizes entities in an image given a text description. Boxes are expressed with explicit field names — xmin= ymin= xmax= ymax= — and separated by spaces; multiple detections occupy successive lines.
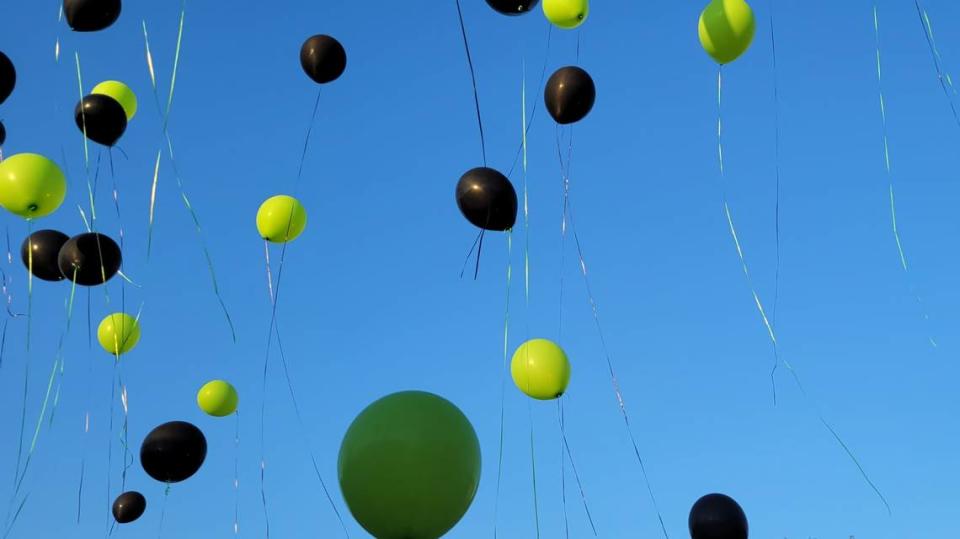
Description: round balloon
xmin=64 ymin=0 xmax=122 ymax=32
xmin=256 ymin=195 xmax=307 ymax=243
xmin=511 ymin=338 xmax=571 ymax=400
xmin=689 ymin=493 xmax=748 ymax=539
xmin=197 ymin=380 xmax=239 ymax=417
xmin=140 ymin=421 xmax=207 ymax=483
xmin=544 ymin=66 xmax=596 ymax=125
xmin=20 ymin=230 xmax=70 ymax=282
xmin=339 ymin=391 xmax=481 ymax=539
xmin=486 ymin=0 xmax=539 ymax=15
xmin=92 ymin=80 xmax=137 ymax=121
xmin=0 ymin=153 xmax=67 ymax=219
xmin=75 ymin=94 xmax=127 ymax=147
xmin=542 ymin=0 xmax=588 ymax=29
xmin=98 ymin=312 xmax=141 ymax=356
xmin=0 ymin=51 xmax=14 ymax=105
xmin=112 ymin=491 xmax=146 ymax=524
xmin=300 ymin=35 xmax=347 ymax=84
xmin=699 ymin=0 xmax=755 ymax=65
xmin=57 ymin=232 xmax=122 ymax=286
xmin=455 ymin=167 xmax=518 ymax=231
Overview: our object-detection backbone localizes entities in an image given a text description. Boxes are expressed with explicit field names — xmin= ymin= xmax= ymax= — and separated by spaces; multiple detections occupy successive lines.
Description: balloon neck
xmin=27 ymin=204 xmax=38 ymax=213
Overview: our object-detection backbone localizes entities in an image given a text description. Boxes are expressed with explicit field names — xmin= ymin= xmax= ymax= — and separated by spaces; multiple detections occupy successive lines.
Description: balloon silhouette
xmin=689 ymin=493 xmax=748 ymax=539
xmin=511 ymin=338 xmax=571 ymax=400
xmin=0 ymin=121 xmax=5 ymax=146
xmin=57 ymin=232 xmax=122 ymax=286
xmin=0 ymin=153 xmax=68 ymax=219
xmin=112 ymin=491 xmax=146 ymax=524
xmin=20 ymin=230 xmax=70 ymax=282
xmin=456 ymin=167 xmax=518 ymax=231
xmin=92 ymin=80 xmax=137 ymax=120
xmin=140 ymin=421 xmax=207 ymax=483
xmin=98 ymin=313 xmax=141 ymax=356
xmin=339 ymin=391 xmax=481 ymax=539
xmin=197 ymin=380 xmax=239 ymax=417
xmin=256 ymin=195 xmax=307 ymax=243
xmin=699 ymin=0 xmax=755 ymax=65
xmin=63 ymin=0 xmax=122 ymax=32
xmin=300 ymin=35 xmax=347 ymax=84
xmin=542 ymin=0 xmax=589 ymax=29
xmin=545 ymin=66 xmax=595 ymax=125
xmin=0 ymin=51 xmax=14 ymax=105
xmin=486 ymin=0 xmax=539 ymax=15
xmin=75 ymin=94 xmax=127 ymax=147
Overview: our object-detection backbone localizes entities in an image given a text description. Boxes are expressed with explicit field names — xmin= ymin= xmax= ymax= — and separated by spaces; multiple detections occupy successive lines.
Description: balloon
xmin=75 ymin=94 xmax=127 ymax=147
xmin=92 ymin=80 xmax=137 ymax=121
xmin=20 ymin=230 xmax=70 ymax=282
xmin=140 ymin=421 xmax=207 ymax=483
xmin=0 ymin=51 xmax=14 ymax=105
xmin=98 ymin=313 xmax=141 ymax=356
xmin=544 ymin=66 xmax=596 ymax=125
xmin=699 ymin=0 xmax=755 ymax=65
xmin=300 ymin=35 xmax=347 ymax=84
xmin=0 ymin=153 xmax=67 ymax=219
xmin=511 ymin=338 xmax=571 ymax=400
xmin=689 ymin=493 xmax=748 ymax=539
xmin=112 ymin=491 xmax=146 ymax=524
xmin=197 ymin=380 xmax=239 ymax=417
xmin=455 ymin=167 xmax=518 ymax=231
xmin=0 ymin=121 xmax=5 ymax=146
xmin=339 ymin=391 xmax=481 ymax=539
xmin=486 ymin=0 xmax=539 ymax=15
xmin=57 ymin=232 xmax=122 ymax=286
xmin=542 ymin=0 xmax=588 ymax=29
xmin=256 ymin=195 xmax=307 ymax=243
xmin=64 ymin=0 xmax=122 ymax=32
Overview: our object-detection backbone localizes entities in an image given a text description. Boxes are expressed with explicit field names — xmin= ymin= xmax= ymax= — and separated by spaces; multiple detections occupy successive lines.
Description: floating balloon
xmin=455 ymin=167 xmax=518 ymax=231
xmin=75 ymin=94 xmax=127 ymax=146
xmin=20 ymin=230 xmax=70 ymax=282
xmin=256 ymin=195 xmax=307 ymax=243
xmin=92 ymin=80 xmax=137 ymax=121
xmin=542 ymin=0 xmax=588 ymax=29
xmin=197 ymin=380 xmax=239 ymax=417
xmin=0 ymin=153 xmax=67 ymax=219
xmin=545 ymin=66 xmax=595 ymax=125
xmin=689 ymin=493 xmax=748 ymax=539
xmin=0 ymin=121 xmax=5 ymax=146
xmin=98 ymin=313 xmax=141 ymax=356
xmin=339 ymin=391 xmax=481 ymax=539
xmin=486 ymin=0 xmax=539 ymax=15
xmin=140 ymin=421 xmax=207 ymax=483
xmin=511 ymin=338 xmax=571 ymax=400
xmin=698 ymin=0 xmax=755 ymax=65
xmin=0 ymin=51 xmax=14 ymax=105
xmin=57 ymin=232 xmax=122 ymax=286
xmin=64 ymin=0 xmax=122 ymax=32
xmin=112 ymin=491 xmax=146 ymax=524
xmin=300 ymin=35 xmax=347 ymax=84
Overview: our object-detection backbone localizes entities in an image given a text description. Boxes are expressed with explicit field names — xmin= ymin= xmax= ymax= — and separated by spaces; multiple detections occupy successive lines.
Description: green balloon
xmin=338 ymin=391 xmax=481 ymax=539
xmin=0 ymin=153 xmax=67 ymax=219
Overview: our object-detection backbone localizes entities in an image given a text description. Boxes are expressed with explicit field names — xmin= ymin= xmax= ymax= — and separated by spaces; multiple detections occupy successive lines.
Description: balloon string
xmin=146 ymin=150 xmax=162 ymax=257
xmin=156 ymin=485 xmax=170 ymax=539
xmin=507 ymin=25 xmax=553 ymax=179
xmin=105 ymin=360 xmax=118 ymax=535
xmin=527 ymin=401 xmax=541 ymax=539
xmin=767 ymin=0 xmax=783 ymax=405
xmin=55 ymin=3 xmax=62 ymax=63
xmin=914 ymin=1 xmax=960 ymax=128
xmin=559 ymin=400 xmax=569 ymax=539
xmin=492 ymin=231 xmax=512 ymax=539
xmin=77 ymin=411 xmax=89 ymax=524
xmin=454 ymin=0 xmax=487 ymax=166
xmin=557 ymin=399 xmax=597 ymax=536
xmin=233 ymin=411 xmax=240 ymax=536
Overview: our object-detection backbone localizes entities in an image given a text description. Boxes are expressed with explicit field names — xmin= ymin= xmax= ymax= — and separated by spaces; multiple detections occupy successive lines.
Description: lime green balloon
xmin=698 ymin=0 xmax=756 ymax=64
xmin=92 ymin=80 xmax=138 ymax=121
xmin=256 ymin=195 xmax=307 ymax=243
xmin=0 ymin=153 xmax=67 ymax=219
xmin=197 ymin=380 xmax=239 ymax=417
xmin=339 ymin=391 xmax=481 ymax=539
xmin=97 ymin=313 xmax=141 ymax=356
xmin=511 ymin=338 xmax=571 ymax=400
xmin=543 ymin=0 xmax=589 ymax=29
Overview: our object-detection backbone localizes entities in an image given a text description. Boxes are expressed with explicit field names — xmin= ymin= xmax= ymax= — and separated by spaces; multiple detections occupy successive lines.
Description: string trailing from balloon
xmin=233 ymin=411 xmax=240 ymax=536
xmin=556 ymin=399 xmax=597 ymax=536
xmin=767 ymin=0 xmax=784 ymax=405
xmin=507 ymin=25 xmax=553 ymax=180
xmin=454 ymin=0 xmax=487 ymax=166
xmin=493 ymin=232 xmax=512 ymax=539
xmin=913 ymin=1 xmax=960 ymax=128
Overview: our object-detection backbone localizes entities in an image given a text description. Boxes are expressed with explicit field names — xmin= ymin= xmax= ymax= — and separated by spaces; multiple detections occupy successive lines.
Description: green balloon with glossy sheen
xmin=542 ymin=0 xmax=589 ymax=29
xmin=0 ymin=153 xmax=67 ymax=219
xmin=256 ymin=195 xmax=306 ymax=243
xmin=92 ymin=80 xmax=138 ymax=121
xmin=339 ymin=391 xmax=481 ymax=539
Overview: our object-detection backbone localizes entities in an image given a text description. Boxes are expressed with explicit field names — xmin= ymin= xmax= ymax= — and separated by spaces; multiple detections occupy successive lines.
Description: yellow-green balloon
xmin=698 ymin=0 xmax=756 ymax=64
xmin=511 ymin=338 xmax=571 ymax=400
xmin=0 ymin=153 xmax=67 ymax=219
xmin=256 ymin=195 xmax=307 ymax=243
xmin=542 ymin=0 xmax=589 ymax=29
xmin=97 ymin=313 xmax=141 ymax=356
xmin=197 ymin=380 xmax=239 ymax=417
xmin=92 ymin=80 xmax=137 ymax=121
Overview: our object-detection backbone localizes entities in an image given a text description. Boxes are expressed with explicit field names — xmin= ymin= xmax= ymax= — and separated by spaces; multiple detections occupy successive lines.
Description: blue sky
xmin=1 ymin=0 xmax=960 ymax=537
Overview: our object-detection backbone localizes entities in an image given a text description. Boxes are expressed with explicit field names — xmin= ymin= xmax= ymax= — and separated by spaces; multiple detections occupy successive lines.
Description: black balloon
xmin=57 ymin=232 xmax=122 ymax=286
xmin=0 ymin=121 xmax=5 ymax=146
xmin=64 ymin=0 xmax=121 ymax=32
xmin=486 ymin=0 xmax=539 ymax=15
xmin=456 ymin=167 xmax=518 ymax=231
xmin=140 ymin=421 xmax=207 ymax=483
xmin=689 ymin=493 xmax=748 ymax=539
xmin=75 ymin=94 xmax=127 ymax=146
xmin=112 ymin=491 xmax=146 ymax=524
xmin=300 ymin=35 xmax=347 ymax=84
xmin=0 ymin=51 xmax=14 ymax=105
xmin=21 ymin=230 xmax=70 ymax=282
xmin=544 ymin=66 xmax=596 ymax=125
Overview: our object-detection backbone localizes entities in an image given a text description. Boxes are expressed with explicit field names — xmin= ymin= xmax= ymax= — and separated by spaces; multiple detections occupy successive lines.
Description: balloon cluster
xmin=21 ymin=230 xmax=122 ymax=285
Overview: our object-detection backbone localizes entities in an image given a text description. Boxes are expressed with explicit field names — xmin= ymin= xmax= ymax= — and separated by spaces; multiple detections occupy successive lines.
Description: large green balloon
xmin=0 ymin=153 xmax=67 ymax=219
xmin=338 ymin=391 xmax=481 ymax=539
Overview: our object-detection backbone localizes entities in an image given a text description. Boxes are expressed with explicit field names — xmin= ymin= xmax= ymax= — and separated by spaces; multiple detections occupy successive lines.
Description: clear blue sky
xmin=1 ymin=1 xmax=960 ymax=537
